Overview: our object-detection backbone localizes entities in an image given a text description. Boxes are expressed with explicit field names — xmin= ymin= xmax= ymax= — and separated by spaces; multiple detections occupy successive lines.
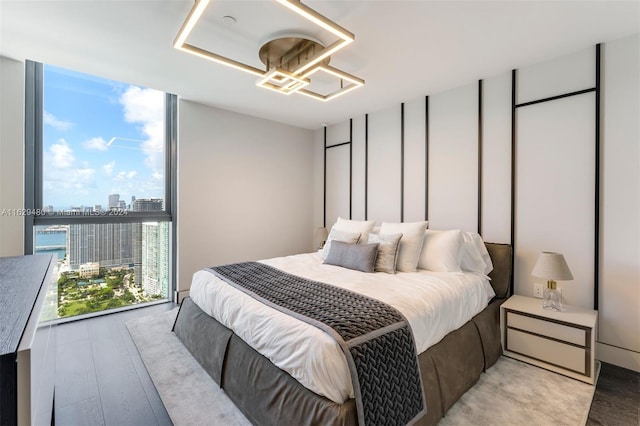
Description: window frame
xmin=24 ymin=60 xmax=178 ymax=300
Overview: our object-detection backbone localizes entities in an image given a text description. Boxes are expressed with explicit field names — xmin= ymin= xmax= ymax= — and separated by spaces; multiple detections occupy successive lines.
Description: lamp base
xmin=543 ymin=287 xmax=562 ymax=311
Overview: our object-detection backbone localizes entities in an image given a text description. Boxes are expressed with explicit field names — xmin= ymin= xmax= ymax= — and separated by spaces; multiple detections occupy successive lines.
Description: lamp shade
xmin=531 ymin=252 xmax=574 ymax=281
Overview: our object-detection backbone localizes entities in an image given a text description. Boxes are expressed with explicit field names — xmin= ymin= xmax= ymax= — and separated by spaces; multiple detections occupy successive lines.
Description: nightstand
xmin=501 ymin=294 xmax=597 ymax=384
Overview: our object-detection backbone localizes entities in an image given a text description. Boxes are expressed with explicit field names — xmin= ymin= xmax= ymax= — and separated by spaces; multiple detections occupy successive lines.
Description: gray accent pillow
xmin=324 ymin=241 xmax=380 ymax=273
xmin=368 ymin=233 xmax=403 ymax=274
xmin=321 ymin=228 xmax=361 ymax=260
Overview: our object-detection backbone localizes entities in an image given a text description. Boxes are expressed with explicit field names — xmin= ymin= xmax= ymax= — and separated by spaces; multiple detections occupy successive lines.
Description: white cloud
xmin=49 ymin=139 xmax=74 ymax=168
xmin=115 ymin=170 xmax=137 ymax=181
xmin=74 ymin=168 xmax=96 ymax=185
xmin=84 ymin=137 xmax=108 ymax=151
xmin=43 ymin=111 xmax=74 ymax=131
xmin=43 ymin=139 xmax=98 ymax=205
xmin=120 ymin=86 xmax=164 ymax=124
xmin=119 ymin=86 xmax=164 ymax=171
xmin=103 ymin=161 xmax=115 ymax=176
xmin=43 ymin=167 xmax=96 ymax=202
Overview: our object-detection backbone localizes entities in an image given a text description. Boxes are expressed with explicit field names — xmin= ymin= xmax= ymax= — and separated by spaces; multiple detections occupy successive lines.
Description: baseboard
xmin=596 ymin=341 xmax=640 ymax=372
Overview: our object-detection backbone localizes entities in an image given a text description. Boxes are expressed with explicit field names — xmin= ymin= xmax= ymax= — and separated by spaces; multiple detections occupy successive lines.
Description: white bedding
xmin=189 ymin=251 xmax=495 ymax=404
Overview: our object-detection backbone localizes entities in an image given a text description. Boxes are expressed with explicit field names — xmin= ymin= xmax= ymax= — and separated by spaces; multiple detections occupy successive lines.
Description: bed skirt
xmin=173 ymin=295 xmax=505 ymax=425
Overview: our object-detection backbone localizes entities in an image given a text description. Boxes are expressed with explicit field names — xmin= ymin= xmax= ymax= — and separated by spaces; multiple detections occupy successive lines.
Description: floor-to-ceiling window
xmin=25 ymin=61 xmax=177 ymax=319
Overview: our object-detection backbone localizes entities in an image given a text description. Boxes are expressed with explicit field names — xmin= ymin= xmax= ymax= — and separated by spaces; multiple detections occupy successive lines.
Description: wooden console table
xmin=0 ymin=254 xmax=57 ymax=425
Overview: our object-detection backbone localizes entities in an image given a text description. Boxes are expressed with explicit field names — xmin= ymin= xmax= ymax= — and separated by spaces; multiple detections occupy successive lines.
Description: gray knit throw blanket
xmin=207 ymin=261 xmax=426 ymax=426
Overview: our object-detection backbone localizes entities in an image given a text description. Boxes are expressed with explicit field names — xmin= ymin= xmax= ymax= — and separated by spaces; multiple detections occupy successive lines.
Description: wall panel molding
xmin=365 ymin=114 xmax=368 ymax=220
xmin=318 ymin=37 xmax=638 ymax=370
xmin=323 ymin=119 xmax=353 ymax=227
xmin=477 ymin=80 xmax=483 ymax=235
xmin=512 ymin=45 xmax=600 ymax=309
xmin=400 ymin=103 xmax=405 ymax=221
xmin=425 ymin=96 xmax=429 ymax=221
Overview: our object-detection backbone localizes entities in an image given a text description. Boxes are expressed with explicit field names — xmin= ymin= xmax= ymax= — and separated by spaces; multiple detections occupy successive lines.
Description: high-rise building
xmin=131 ymin=198 xmax=164 ymax=295
xmin=68 ymin=222 xmax=133 ymax=269
xmin=141 ymin=222 xmax=169 ymax=297
xmin=132 ymin=198 xmax=163 ymax=212
xmin=108 ymin=194 xmax=120 ymax=209
xmin=67 ymin=197 xmax=167 ymax=298
xmin=67 ymin=194 xmax=138 ymax=269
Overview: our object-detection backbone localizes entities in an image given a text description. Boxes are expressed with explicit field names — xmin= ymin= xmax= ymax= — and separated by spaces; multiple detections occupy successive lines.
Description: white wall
xmin=403 ymin=98 xmax=426 ymax=223
xmin=598 ymin=35 xmax=640 ymax=371
xmin=0 ymin=56 xmax=25 ymax=256
xmin=481 ymin=72 xmax=511 ymax=244
xmin=178 ymin=100 xmax=314 ymax=296
xmin=368 ymin=107 xmax=402 ymax=223
xmin=428 ymin=83 xmax=478 ymax=231
xmin=316 ymin=34 xmax=640 ymax=371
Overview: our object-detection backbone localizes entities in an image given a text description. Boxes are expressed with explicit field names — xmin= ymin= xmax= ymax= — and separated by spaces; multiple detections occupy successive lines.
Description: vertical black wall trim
xmin=510 ymin=69 xmax=517 ymax=296
xmin=365 ymin=114 xmax=369 ymax=220
xmin=400 ymin=103 xmax=405 ymax=222
xmin=425 ymin=96 xmax=429 ymax=222
xmin=323 ymin=126 xmax=327 ymax=228
xmin=594 ymin=44 xmax=601 ymax=310
xmin=349 ymin=118 xmax=353 ymax=220
xmin=477 ymin=80 xmax=483 ymax=236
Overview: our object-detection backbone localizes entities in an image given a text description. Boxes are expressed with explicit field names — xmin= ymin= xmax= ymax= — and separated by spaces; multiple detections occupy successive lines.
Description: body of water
xmin=35 ymin=229 xmax=67 ymax=261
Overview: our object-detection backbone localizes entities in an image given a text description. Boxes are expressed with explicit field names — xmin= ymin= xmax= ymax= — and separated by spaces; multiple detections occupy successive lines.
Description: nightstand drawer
xmin=507 ymin=312 xmax=585 ymax=346
xmin=507 ymin=328 xmax=586 ymax=374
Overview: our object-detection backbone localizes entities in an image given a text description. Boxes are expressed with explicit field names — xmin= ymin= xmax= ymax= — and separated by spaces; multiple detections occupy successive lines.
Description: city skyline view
xmin=35 ymin=64 xmax=172 ymax=319
xmin=43 ymin=64 xmax=166 ymax=209
xmin=35 ymin=195 xmax=170 ymax=318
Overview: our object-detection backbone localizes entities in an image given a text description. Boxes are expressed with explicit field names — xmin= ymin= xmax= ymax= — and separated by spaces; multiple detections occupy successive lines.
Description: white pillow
xmin=469 ymin=232 xmax=493 ymax=274
xmin=418 ymin=229 xmax=464 ymax=272
xmin=321 ymin=228 xmax=361 ymax=260
xmin=461 ymin=232 xmax=486 ymax=274
xmin=334 ymin=217 xmax=376 ymax=244
xmin=379 ymin=221 xmax=428 ymax=272
xmin=368 ymin=233 xmax=403 ymax=274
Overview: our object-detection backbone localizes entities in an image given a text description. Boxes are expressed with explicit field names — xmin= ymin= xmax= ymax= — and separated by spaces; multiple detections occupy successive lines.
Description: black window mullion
xmin=24 ymin=60 xmax=43 ymax=255
xmin=164 ymin=93 xmax=177 ymax=217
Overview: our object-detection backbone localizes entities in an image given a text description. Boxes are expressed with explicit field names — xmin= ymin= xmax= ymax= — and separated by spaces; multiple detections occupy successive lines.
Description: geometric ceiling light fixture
xmin=173 ymin=0 xmax=364 ymax=101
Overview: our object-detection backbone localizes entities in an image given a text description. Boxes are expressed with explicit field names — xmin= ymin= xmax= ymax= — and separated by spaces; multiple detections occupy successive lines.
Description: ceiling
xmin=1 ymin=1 xmax=638 ymax=130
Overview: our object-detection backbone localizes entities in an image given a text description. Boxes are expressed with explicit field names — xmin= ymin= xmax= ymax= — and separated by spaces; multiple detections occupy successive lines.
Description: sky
xmin=43 ymin=65 xmax=165 ymax=210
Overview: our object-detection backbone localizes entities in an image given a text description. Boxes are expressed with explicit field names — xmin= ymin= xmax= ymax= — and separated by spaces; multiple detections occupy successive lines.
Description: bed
xmin=173 ymin=225 xmax=512 ymax=426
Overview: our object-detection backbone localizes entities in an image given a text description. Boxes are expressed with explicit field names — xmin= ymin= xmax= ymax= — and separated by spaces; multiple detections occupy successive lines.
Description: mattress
xmin=189 ymin=251 xmax=495 ymax=404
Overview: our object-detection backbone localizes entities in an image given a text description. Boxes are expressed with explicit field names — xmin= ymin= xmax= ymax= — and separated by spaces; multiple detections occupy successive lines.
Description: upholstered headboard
xmin=485 ymin=243 xmax=512 ymax=299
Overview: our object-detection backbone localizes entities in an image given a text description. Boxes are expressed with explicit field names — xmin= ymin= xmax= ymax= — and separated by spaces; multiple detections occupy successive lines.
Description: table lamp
xmin=532 ymin=252 xmax=574 ymax=311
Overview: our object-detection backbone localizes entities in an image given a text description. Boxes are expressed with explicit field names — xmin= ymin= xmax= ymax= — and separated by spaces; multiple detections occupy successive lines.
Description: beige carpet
xmin=127 ymin=308 xmax=598 ymax=426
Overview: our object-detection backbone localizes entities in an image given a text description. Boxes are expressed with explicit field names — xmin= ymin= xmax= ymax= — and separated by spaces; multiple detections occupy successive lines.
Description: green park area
xmin=57 ymin=267 xmax=161 ymax=318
